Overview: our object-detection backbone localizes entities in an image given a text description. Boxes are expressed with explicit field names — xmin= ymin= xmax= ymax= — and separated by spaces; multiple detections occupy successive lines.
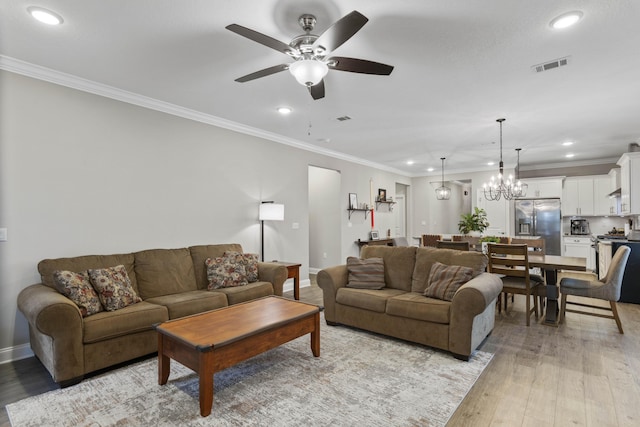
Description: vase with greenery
xmin=458 ymin=207 xmax=489 ymax=235
xmin=479 ymin=236 xmax=500 ymax=243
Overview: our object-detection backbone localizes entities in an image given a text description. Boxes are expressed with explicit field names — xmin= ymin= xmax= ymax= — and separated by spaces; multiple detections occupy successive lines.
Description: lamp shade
xmin=289 ymin=59 xmax=328 ymax=86
xmin=259 ymin=203 xmax=284 ymax=221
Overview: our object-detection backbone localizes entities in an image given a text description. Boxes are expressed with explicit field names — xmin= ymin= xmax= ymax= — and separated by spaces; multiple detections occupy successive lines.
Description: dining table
xmin=527 ymin=253 xmax=587 ymax=326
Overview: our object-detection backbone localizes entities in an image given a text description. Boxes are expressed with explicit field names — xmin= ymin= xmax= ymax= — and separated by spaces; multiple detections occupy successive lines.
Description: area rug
xmin=6 ymin=315 xmax=492 ymax=427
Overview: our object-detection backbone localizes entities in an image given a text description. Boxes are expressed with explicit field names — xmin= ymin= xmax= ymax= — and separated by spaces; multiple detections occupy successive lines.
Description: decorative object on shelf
xmin=435 ymin=157 xmax=451 ymax=200
xmin=513 ymin=148 xmax=528 ymax=198
xmin=370 ymin=230 xmax=380 ymax=240
xmin=377 ymin=188 xmax=387 ymax=202
xmin=458 ymin=207 xmax=489 ymax=235
xmin=483 ymin=118 xmax=516 ymax=201
xmin=349 ymin=193 xmax=358 ymax=210
xmin=259 ymin=201 xmax=285 ymax=262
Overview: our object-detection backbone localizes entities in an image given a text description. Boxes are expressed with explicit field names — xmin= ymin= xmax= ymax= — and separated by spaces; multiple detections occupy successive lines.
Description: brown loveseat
xmin=317 ymin=245 xmax=502 ymax=360
xmin=17 ymin=244 xmax=287 ymax=385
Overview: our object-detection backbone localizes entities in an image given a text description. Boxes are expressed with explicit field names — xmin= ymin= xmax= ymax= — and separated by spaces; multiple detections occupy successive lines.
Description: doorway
xmin=308 ymin=166 xmax=341 ymax=272
xmin=394 ymin=183 xmax=409 ymax=239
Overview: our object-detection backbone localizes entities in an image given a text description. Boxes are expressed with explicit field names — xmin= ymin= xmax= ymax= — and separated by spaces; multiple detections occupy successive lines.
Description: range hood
xmin=608 ymin=187 xmax=622 ymax=197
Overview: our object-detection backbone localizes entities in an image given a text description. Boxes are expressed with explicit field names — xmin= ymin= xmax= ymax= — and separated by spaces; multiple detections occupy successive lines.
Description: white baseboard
xmin=0 ymin=343 xmax=34 ymax=365
xmin=283 ymin=278 xmax=311 ymax=294
xmin=308 ymin=268 xmax=321 ymax=275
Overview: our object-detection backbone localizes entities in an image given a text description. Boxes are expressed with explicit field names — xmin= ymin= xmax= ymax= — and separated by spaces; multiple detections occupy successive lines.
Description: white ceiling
xmin=2 ymin=0 xmax=639 ymax=176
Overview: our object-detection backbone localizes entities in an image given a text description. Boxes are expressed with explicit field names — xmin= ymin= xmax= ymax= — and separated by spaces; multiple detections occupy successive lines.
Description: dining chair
xmin=453 ymin=235 xmax=481 ymax=251
xmin=421 ymin=234 xmax=442 ymax=247
xmin=510 ymin=238 xmax=545 ymax=254
xmin=559 ymin=245 xmax=630 ymax=333
xmin=436 ymin=240 xmax=470 ymax=251
xmin=487 ymin=243 xmax=543 ymax=326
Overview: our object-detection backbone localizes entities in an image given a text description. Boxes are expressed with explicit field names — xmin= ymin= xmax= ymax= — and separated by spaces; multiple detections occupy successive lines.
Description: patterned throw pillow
xmin=205 ymin=257 xmax=248 ymax=289
xmin=53 ymin=270 xmax=104 ymax=317
xmin=87 ymin=265 xmax=142 ymax=311
xmin=223 ymin=251 xmax=259 ymax=283
xmin=424 ymin=261 xmax=474 ymax=301
xmin=346 ymin=257 xmax=385 ymax=290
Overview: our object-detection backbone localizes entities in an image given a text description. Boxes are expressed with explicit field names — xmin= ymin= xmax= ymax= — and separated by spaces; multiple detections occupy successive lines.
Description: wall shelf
xmin=347 ymin=208 xmax=370 ymax=220
xmin=375 ymin=200 xmax=396 ymax=211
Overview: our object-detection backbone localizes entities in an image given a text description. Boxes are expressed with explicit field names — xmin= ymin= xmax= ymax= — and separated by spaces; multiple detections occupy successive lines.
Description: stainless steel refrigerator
xmin=514 ymin=198 xmax=562 ymax=255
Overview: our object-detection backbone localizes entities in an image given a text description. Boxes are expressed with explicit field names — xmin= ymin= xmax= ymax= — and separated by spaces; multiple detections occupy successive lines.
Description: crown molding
xmin=0 ymin=55 xmax=409 ymax=177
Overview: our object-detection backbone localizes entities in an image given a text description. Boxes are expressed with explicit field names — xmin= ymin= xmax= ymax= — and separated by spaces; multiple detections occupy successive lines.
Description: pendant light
xmin=483 ymin=118 xmax=515 ymax=201
xmin=435 ymin=157 xmax=451 ymax=200
xmin=513 ymin=148 xmax=528 ymax=198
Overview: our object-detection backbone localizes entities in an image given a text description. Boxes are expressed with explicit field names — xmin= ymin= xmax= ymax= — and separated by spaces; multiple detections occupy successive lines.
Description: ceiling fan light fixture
xmin=550 ymin=11 xmax=583 ymax=29
xmin=289 ymin=59 xmax=328 ymax=87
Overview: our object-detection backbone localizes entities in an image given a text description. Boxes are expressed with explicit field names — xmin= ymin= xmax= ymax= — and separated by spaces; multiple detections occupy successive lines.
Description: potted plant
xmin=458 ymin=207 xmax=489 ymax=235
xmin=479 ymin=235 xmax=500 ymax=254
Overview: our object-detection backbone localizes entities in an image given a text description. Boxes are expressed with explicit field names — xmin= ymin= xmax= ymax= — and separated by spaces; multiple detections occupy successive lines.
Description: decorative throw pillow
xmin=53 ymin=270 xmax=104 ymax=317
xmin=424 ymin=261 xmax=474 ymax=301
xmin=346 ymin=257 xmax=385 ymax=290
xmin=223 ymin=251 xmax=259 ymax=283
xmin=87 ymin=265 xmax=142 ymax=311
xmin=205 ymin=257 xmax=248 ymax=289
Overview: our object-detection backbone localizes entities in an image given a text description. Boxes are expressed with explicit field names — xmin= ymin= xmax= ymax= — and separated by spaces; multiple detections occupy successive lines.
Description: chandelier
xmin=513 ymin=148 xmax=528 ymax=198
xmin=483 ymin=118 xmax=515 ymax=201
xmin=435 ymin=157 xmax=451 ymax=200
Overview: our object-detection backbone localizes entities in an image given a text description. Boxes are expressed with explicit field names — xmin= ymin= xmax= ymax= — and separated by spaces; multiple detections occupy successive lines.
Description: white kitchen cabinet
xmin=563 ymin=236 xmax=595 ymax=271
xmin=617 ymin=152 xmax=640 ymax=215
xmin=563 ymin=177 xmax=595 ymax=216
xmin=522 ymin=177 xmax=563 ymax=198
xmin=608 ymin=168 xmax=621 ymax=215
xmin=593 ymin=175 xmax=612 ymax=216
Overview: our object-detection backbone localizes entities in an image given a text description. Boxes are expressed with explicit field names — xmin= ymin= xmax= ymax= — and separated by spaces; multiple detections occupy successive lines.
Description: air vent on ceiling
xmin=532 ymin=56 xmax=570 ymax=73
xmin=336 ymin=115 xmax=351 ymax=122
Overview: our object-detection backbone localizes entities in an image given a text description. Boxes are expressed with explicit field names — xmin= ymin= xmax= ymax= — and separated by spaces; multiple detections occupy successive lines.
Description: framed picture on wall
xmin=378 ymin=188 xmax=387 ymax=202
xmin=370 ymin=230 xmax=380 ymax=240
xmin=349 ymin=193 xmax=358 ymax=209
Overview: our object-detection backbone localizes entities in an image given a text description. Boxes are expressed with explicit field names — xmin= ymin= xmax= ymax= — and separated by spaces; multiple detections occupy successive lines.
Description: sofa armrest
xmin=17 ymin=284 xmax=85 ymax=383
xmin=317 ymin=265 xmax=349 ymax=322
xmin=448 ymin=273 xmax=503 ymax=357
xmin=257 ymin=262 xmax=288 ymax=296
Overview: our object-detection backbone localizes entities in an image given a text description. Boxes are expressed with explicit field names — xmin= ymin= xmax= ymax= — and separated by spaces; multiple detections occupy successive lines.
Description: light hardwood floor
xmin=2 ymin=274 xmax=639 ymax=427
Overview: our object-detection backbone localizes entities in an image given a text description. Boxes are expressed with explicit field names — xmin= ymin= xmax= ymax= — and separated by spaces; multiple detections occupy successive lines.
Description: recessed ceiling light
xmin=550 ymin=11 xmax=583 ymax=29
xmin=487 ymin=161 xmax=495 ymax=166
xmin=277 ymin=107 xmax=292 ymax=114
xmin=565 ymin=153 xmax=575 ymax=158
xmin=562 ymin=141 xmax=574 ymax=146
xmin=426 ymin=167 xmax=435 ymax=172
xmin=27 ymin=6 xmax=64 ymax=25
xmin=406 ymin=160 xmax=415 ymax=165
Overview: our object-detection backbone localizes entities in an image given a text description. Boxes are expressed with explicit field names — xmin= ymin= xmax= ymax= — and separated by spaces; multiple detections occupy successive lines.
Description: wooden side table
xmin=272 ymin=261 xmax=302 ymax=300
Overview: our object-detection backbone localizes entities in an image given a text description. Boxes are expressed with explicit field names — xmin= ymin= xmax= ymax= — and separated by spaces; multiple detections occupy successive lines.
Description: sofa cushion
xmin=224 ymin=251 xmax=259 ymax=283
xmin=189 ymin=244 xmax=244 ymax=290
xmin=82 ymin=301 xmax=168 ymax=344
xmin=88 ymin=265 xmax=142 ymax=311
xmin=52 ymin=270 xmax=104 ymax=317
xmin=346 ymin=257 xmax=385 ymax=290
xmin=145 ymin=290 xmax=228 ymax=319
xmin=134 ymin=248 xmax=197 ymax=299
xmin=424 ymin=262 xmax=474 ymax=301
xmin=206 ymin=256 xmax=248 ymax=289
xmin=411 ymin=247 xmax=488 ymax=293
xmin=211 ymin=281 xmax=274 ymax=305
xmin=38 ymin=253 xmax=138 ymax=292
xmin=386 ymin=292 xmax=451 ymax=324
xmin=360 ymin=246 xmax=416 ymax=291
xmin=336 ymin=287 xmax=406 ymax=313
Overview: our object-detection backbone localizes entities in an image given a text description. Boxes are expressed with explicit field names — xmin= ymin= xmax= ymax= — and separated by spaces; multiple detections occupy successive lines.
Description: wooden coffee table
xmin=154 ymin=296 xmax=320 ymax=417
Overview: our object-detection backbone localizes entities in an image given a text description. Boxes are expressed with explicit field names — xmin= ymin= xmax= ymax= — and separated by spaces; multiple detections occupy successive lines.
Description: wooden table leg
xmin=158 ymin=334 xmax=170 ymax=385
xmin=311 ymin=312 xmax=320 ymax=357
xmin=199 ymin=352 xmax=214 ymax=417
xmin=543 ymin=269 xmax=560 ymax=326
xmin=293 ymin=269 xmax=300 ymax=300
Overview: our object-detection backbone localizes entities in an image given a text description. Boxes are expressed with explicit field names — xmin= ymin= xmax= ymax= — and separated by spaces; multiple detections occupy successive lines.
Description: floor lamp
xmin=259 ymin=201 xmax=285 ymax=262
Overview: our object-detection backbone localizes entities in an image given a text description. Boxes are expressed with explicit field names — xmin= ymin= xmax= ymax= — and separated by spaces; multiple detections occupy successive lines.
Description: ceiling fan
xmin=226 ymin=10 xmax=394 ymax=100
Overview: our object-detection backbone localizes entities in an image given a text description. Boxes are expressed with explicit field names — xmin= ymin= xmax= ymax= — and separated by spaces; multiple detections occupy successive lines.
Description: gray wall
xmin=308 ymin=166 xmax=341 ymax=271
xmin=0 ymin=70 xmax=410 ymax=358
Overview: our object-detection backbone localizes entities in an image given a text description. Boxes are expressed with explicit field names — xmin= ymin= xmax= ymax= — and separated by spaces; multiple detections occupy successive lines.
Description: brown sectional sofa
xmin=317 ymin=245 xmax=502 ymax=360
xmin=17 ymin=243 xmax=287 ymax=385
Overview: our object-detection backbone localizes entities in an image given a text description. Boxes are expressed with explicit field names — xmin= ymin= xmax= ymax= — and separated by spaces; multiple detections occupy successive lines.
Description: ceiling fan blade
xmin=309 ymin=80 xmax=325 ymax=100
xmin=312 ymin=11 xmax=368 ymax=53
xmin=235 ymin=64 xmax=289 ymax=83
xmin=226 ymin=24 xmax=294 ymax=56
xmin=328 ymin=57 xmax=394 ymax=75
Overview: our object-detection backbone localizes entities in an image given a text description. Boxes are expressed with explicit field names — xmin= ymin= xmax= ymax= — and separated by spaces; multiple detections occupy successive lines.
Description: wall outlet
xmin=421 ymin=221 xmax=426 ymax=226
xmin=348 ymin=222 xmax=352 ymax=227
xmin=292 ymin=222 xmax=299 ymax=229
xmin=323 ymin=252 xmax=327 ymax=259
xmin=0 ymin=228 xmax=7 ymax=241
